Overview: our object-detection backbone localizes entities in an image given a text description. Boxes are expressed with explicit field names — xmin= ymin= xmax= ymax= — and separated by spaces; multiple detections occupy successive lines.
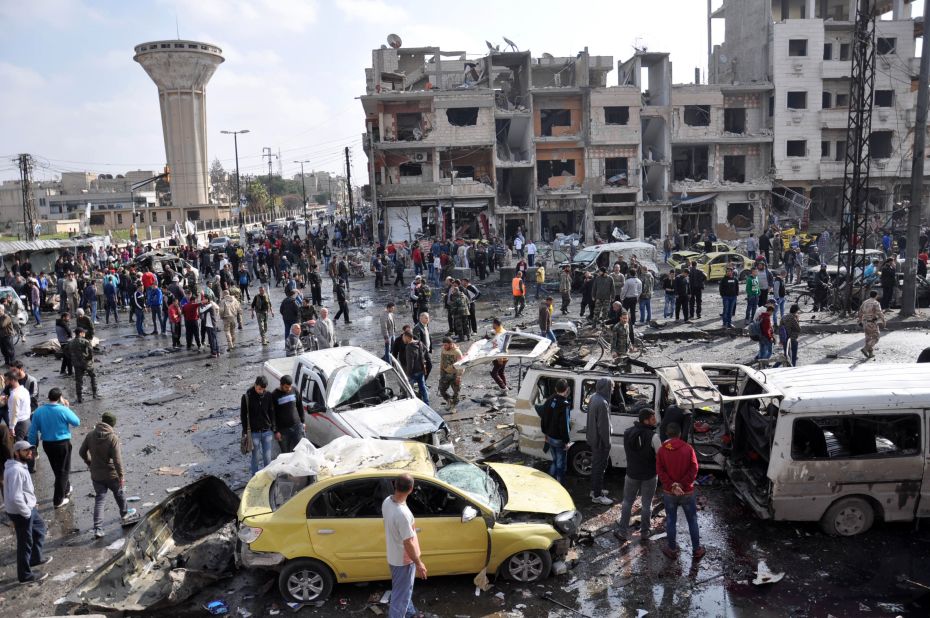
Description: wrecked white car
xmin=455 ymin=331 xmax=559 ymax=370
xmin=263 ymin=346 xmax=452 ymax=450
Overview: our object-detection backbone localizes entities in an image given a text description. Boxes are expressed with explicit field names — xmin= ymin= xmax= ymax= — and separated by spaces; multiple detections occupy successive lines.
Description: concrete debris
xmin=752 ymin=560 xmax=785 ymax=585
xmin=154 ymin=466 xmax=188 ymax=476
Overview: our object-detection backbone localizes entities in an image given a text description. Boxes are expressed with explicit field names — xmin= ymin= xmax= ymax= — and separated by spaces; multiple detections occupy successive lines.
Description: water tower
xmin=134 ymin=40 xmax=224 ymax=208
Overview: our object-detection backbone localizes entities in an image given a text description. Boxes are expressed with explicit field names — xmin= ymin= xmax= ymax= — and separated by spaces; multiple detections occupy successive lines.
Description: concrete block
xmin=498 ymin=266 xmax=516 ymax=286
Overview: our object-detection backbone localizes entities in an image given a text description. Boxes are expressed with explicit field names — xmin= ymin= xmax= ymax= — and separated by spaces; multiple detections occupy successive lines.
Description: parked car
xmin=803 ymin=249 xmax=886 ymax=287
xmin=132 ymin=251 xmax=200 ymax=281
xmin=689 ymin=241 xmax=735 ymax=254
xmin=209 ymin=236 xmax=230 ymax=253
xmin=666 ymin=250 xmax=701 ymax=270
xmin=262 ymin=347 xmax=452 ymax=449
xmin=0 ymin=286 xmax=28 ymax=326
xmin=237 ymin=438 xmax=580 ymax=603
xmin=559 ymin=241 xmax=660 ymax=289
xmin=693 ymin=251 xmax=754 ymax=281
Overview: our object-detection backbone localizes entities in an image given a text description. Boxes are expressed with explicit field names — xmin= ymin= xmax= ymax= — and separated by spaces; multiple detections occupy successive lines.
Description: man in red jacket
xmin=656 ymin=422 xmax=705 ymax=560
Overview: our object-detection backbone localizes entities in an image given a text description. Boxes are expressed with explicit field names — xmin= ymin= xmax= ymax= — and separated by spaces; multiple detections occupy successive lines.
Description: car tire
xmin=278 ymin=558 xmax=335 ymax=604
xmin=820 ymin=497 xmax=875 ymax=536
xmin=568 ymin=442 xmax=593 ymax=477
xmin=501 ymin=549 xmax=552 ymax=583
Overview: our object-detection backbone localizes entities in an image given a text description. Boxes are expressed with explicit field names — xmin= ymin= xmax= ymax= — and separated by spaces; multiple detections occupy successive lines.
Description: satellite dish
xmin=387 ymin=33 xmax=402 ymax=49
xmin=486 ymin=40 xmax=500 ymax=52
xmin=719 ymin=53 xmax=729 ymax=65
xmin=503 ymin=36 xmax=518 ymax=52
xmin=542 ymin=52 xmax=554 ymax=59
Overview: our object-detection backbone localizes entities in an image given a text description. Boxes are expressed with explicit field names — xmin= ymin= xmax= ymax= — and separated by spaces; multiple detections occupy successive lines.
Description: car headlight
xmin=237 ymin=526 xmax=263 ymax=544
xmin=554 ymin=510 xmax=581 ymax=535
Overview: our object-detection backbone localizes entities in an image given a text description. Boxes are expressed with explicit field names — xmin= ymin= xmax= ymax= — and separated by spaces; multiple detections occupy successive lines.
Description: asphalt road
xmin=2 ymin=271 xmax=929 ymax=617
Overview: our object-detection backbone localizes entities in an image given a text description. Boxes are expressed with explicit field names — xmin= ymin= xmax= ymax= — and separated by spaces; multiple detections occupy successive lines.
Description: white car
xmin=209 ymin=236 xmax=230 ymax=253
xmin=262 ymin=347 xmax=452 ymax=449
xmin=0 ymin=287 xmax=28 ymax=326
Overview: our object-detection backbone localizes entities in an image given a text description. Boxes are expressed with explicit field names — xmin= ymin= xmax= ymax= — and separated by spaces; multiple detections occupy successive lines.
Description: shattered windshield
xmin=329 ymin=364 xmax=410 ymax=410
xmin=572 ymin=249 xmax=599 ymax=263
xmin=436 ymin=462 xmax=501 ymax=514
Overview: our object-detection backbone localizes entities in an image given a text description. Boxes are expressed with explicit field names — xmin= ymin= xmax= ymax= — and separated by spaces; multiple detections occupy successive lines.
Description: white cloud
xmin=336 ymin=0 xmax=407 ymax=23
xmin=0 ymin=61 xmax=46 ymax=89
xmin=160 ymin=0 xmax=319 ymax=38
xmin=0 ymin=0 xmax=107 ymax=30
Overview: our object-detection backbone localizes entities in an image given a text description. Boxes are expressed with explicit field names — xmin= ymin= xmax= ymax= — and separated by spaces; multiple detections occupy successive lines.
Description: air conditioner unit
xmin=412 ymin=152 xmax=428 ymax=163
xmin=748 ymin=191 xmax=759 ymax=200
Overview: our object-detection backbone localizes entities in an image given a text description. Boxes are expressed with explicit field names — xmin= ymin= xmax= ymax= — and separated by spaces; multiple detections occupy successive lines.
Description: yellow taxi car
xmin=694 ymin=251 xmax=753 ymax=281
xmin=237 ymin=438 xmax=580 ymax=604
xmin=666 ymin=250 xmax=701 ymax=270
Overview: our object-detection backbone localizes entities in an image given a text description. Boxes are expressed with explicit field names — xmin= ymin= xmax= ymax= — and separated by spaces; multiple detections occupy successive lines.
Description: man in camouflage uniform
xmin=449 ymin=286 xmax=471 ymax=342
xmin=437 ymin=337 xmax=463 ymax=406
xmin=611 ymin=312 xmax=633 ymax=360
xmin=591 ymin=267 xmax=616 ymax=323
xmin=857 ymin=289 xmax=885 ymax=358
xmin=68 ymin=326 xmax=98 ymax=403
xmin=559 ymin=265 xmax=573 ymax=315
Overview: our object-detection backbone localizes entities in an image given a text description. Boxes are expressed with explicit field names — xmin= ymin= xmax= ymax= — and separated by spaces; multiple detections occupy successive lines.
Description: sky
xmin=0 ymin=0 xmax=726 ymax=185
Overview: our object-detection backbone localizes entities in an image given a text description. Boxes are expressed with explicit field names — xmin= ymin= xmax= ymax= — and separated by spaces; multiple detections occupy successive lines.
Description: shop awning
xmin=673 ymin=193 xmax=717 ymax=209
xmin=438 ymin=199 xmax=488 ymax=209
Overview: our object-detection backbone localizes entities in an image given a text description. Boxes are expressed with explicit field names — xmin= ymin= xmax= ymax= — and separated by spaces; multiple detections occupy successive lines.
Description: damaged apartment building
xmin=361 ymin=0 xmax=927 ymax=244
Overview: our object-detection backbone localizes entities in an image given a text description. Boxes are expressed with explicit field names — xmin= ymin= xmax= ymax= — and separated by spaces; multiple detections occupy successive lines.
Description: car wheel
xmin=820 ymin=497 xmax=875 ymax=536
xmin=502 ymin=549 xmax=552 ymax=582
xmin=278 ymin=559 xmax=335 ymax=604
xmin=568 ymin=442 xmax=593 ymax=476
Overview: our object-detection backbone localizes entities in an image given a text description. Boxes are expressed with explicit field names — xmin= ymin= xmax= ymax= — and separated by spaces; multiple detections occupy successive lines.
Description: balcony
xmin=820 ymin=108 xmax=849 ymax=129
xmin=822 ymin=60 xmax=852 ymax=80
xmin=819 ymin=160 xmax=845 ymax=179
xmin=377 ymin=177 xmax=495 ymax=200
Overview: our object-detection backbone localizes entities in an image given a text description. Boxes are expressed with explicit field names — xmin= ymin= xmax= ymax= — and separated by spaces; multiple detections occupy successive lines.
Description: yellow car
xmin=666 ymin=250 xmax=701 ymax=270
xmin=694 ymin=251 xmax=753 ymax=281
xmin=689 ymin=241 xmax=735 ymax=254
xmin=237 ymin=439 xmax=580 ymax=604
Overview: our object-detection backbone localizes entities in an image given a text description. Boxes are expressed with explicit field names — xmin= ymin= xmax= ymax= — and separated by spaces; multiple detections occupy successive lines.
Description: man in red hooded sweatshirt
xmin=656 ymin=422 xmax=705 ymax=560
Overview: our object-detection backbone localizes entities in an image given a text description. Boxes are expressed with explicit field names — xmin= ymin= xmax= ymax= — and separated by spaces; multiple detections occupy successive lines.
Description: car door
xmin=297 ymin=366 xmax=345 ymax=445
xmin=404 ymin=480 xmax=490 ymax=575
xmin=919 ymin=410 xmax=930 ymax=517
xmin=580 ymin=376 xmax=660 ymax=467
xmin=305 ymin=478 xmax=392 ymax=581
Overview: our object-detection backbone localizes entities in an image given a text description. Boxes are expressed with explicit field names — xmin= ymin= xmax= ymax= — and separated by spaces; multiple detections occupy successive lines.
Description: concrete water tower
xmin=133 ymin=40 xmax=224 ymax=208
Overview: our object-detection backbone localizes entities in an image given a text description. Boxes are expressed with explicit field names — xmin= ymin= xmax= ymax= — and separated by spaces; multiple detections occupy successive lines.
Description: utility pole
xmin=221 ymin=129 xmax=249 ymax=231
xmin=900 ymin=0 xmax=930 ymax=316
xmin=262 ymin=147 xmax=277 ymax=218
xmin=345 ymin=146 xmax=355 ymax=225
xmin=294 ymin=159 xmax=310 ymax=224
xmin=15 ymin=154 xmax=37 ymax=241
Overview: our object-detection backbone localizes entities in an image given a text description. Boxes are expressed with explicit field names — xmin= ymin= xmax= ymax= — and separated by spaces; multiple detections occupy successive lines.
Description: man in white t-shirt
xmin=382 ymin=473 xmax=426 ymax=618
xmin=526 ymin=240 xmax=537 ymax=267
xmin=513 ymin=235 xmax=524 ymax=259
xmin=7 ymin=371 xmax=35 ymax=472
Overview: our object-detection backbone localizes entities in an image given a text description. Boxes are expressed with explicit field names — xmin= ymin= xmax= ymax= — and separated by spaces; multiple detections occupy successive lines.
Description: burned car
xmin=132 ymin=250 xmax=200 ymax=280
xmin=263 ymin=347 xmax=452 ymax=449
xmin=237 ymin=437 xmax=579 ymax=603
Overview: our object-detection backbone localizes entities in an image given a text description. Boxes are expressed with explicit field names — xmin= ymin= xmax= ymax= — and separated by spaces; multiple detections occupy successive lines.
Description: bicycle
xmin=796 ymin=280 xmax=863 ymax=314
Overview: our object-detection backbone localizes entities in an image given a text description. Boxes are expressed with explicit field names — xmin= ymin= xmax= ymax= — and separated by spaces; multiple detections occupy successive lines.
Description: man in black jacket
xmin=279 ymin=290 xmax=300 ymax=341
xmin=615 ymin=409 xmax=661 ymax=543
xmin=241 ymin=376 xmax=274 ymax=475
xmin=333 ymin=280 xmax=351 ymax=324
xmin=718 ymin=267 xmax=739 ymax=328
xmin=674 ymin=268 xmax=690 ymax=322
xmin=402 ymin=331 xmax=429 ymax=405
xmin=688 ymin=261 xmax=706 ymax=320
xmin=272 ymin=375 xmax=305 ymax=453
xmin=538 ymin=378 xmax=571 ymax=484
xmin=879 ymin=258 xmax=897 ymax=309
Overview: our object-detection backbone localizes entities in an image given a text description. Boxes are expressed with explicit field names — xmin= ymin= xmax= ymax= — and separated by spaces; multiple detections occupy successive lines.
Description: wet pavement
xmin=2 ymin=269 xmax=930 ymax=617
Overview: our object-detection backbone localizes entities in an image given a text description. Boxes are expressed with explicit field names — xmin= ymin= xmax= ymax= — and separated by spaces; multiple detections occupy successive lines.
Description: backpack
xmin=219 ymin=298 xmax=235 ymax=320
xmin=747 ymin=319 xmax=761 ymax=341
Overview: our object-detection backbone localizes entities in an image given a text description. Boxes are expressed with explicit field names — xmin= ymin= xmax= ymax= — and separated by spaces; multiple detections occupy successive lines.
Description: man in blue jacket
xmin=28 ymin=388 xmax=80 ymax=508
xmin=146 ymin=284 xmax=164 ymax=335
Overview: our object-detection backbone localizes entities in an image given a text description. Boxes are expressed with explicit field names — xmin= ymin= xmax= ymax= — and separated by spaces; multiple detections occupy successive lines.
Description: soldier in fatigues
xmin=68 ymin=326 xmax=98 ymax=403
xmin=449 ymin=287 xmax=471 ymax=342
xmin=559 ymin=266 xmax=573 ymax=315
xmin=857 ymin=290 xmax=886 ymax=359
xmin=437 ymin=337 xmax=463 ymax=406
xmin=591 ymin=267 xmax=616 ymax=323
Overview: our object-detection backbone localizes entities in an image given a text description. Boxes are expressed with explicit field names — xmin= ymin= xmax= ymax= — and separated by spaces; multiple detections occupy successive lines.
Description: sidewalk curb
xmin=641 ymin=318 xmax=930 ymax=341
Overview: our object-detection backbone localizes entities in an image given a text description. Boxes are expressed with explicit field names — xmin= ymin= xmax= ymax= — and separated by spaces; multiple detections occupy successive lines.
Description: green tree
xmin=210 ymin=158 xmax=232 ymax=204
xmin=313 ymin=192 xmax=331 ymax=205
xmin=245 ymin=179 xmax=271 ymax=213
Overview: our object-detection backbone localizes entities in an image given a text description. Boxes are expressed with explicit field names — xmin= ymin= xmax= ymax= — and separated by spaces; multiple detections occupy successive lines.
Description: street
xmin=2 ymin=273 xmax=930 ymax=617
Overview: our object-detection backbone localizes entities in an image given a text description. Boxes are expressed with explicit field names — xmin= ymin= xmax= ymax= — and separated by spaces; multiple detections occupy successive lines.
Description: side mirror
xmin=462 ymin=505 xmax=478 ymax=523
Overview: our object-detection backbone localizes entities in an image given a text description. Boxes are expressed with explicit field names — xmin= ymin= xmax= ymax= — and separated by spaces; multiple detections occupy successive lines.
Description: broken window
xmin=580 ymin=379 xmax=655 ymax=415
xmin=822 ymin=91 xmax=832 ymax=109
xmin=683 ymin=105 xmax=711 ymax=127
xmin=870 ymin=130 xmax=893 ymax=158
xmin=835 ymin=140 xmax=846 ymax=161
xmin=672 ymin=146 xmax=709 ymax=181
xmin=877 ymin=37 xmax=897 ymax=55
xmin=533 ymin=376 xmax=574 ymax=406
xmin=446 ymin=107 xmax=479 ymax=127
xmin=451 ymin=165 xmax=475 ymax=179
xmin=788 ymin=39 xmax=808 ymax=56
xmin=821 ymin=141 xmax=830 ymax=158
xmin=723 ymin=155 xmax=746 ymax=182
xmin=769 ymin=95 xmax=774 ymax=117
xmin=727 ymin=202 xmax=752 ymax=228
xmin=643 ymin=211 xmax=661 ymax=238
xmin=605 ymin=157 xmax=629 ymax=185
xmin=786 ymin=140 xmax=807 ymax=157
xmin=537 ymin=159 xmax=577 ymax=186
xmin=823 ymin=43 xmax=833 ymax=60
xmin=604 ymin=106 xmax=630 ymax=125
xmin=790 ymin=414 xmax=920 ymax=460
xmin=835 ymin=92 xmax=849 ymax=107
xmin=724 ymin=108 xmax=746 ymax=134
xmin=540 ymin=109 xmax=572 ymax=136
xmin=396 ymin=112 xmax=424 ymax=141
xmin=307 ymin=479 xmax=391 ymax=518
xmin=405 ymin=480 xmax=471 ymax=517
xmin=839 ymin=43 xmax=850 ymax=61
xmin=399 ymin=163 xmax=423 ymax=176
xmin=786 ymin=91 xmax=807 ymax=109
xmin=874 ymin=90 xmax=894 ymax=107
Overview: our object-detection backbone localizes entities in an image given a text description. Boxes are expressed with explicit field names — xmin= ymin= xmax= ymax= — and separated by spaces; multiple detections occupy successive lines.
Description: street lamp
xmin=294 ymin=159 xmax=310 ymax=225
xmin=220 ymin=129 xmax=249 ymax=230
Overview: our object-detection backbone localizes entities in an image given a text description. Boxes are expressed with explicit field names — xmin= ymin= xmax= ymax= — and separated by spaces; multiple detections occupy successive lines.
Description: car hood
xmin=488 ymin=462 xmax=575 ymax=515
xmin=338 ymin=398 xmax=445 ymax=440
